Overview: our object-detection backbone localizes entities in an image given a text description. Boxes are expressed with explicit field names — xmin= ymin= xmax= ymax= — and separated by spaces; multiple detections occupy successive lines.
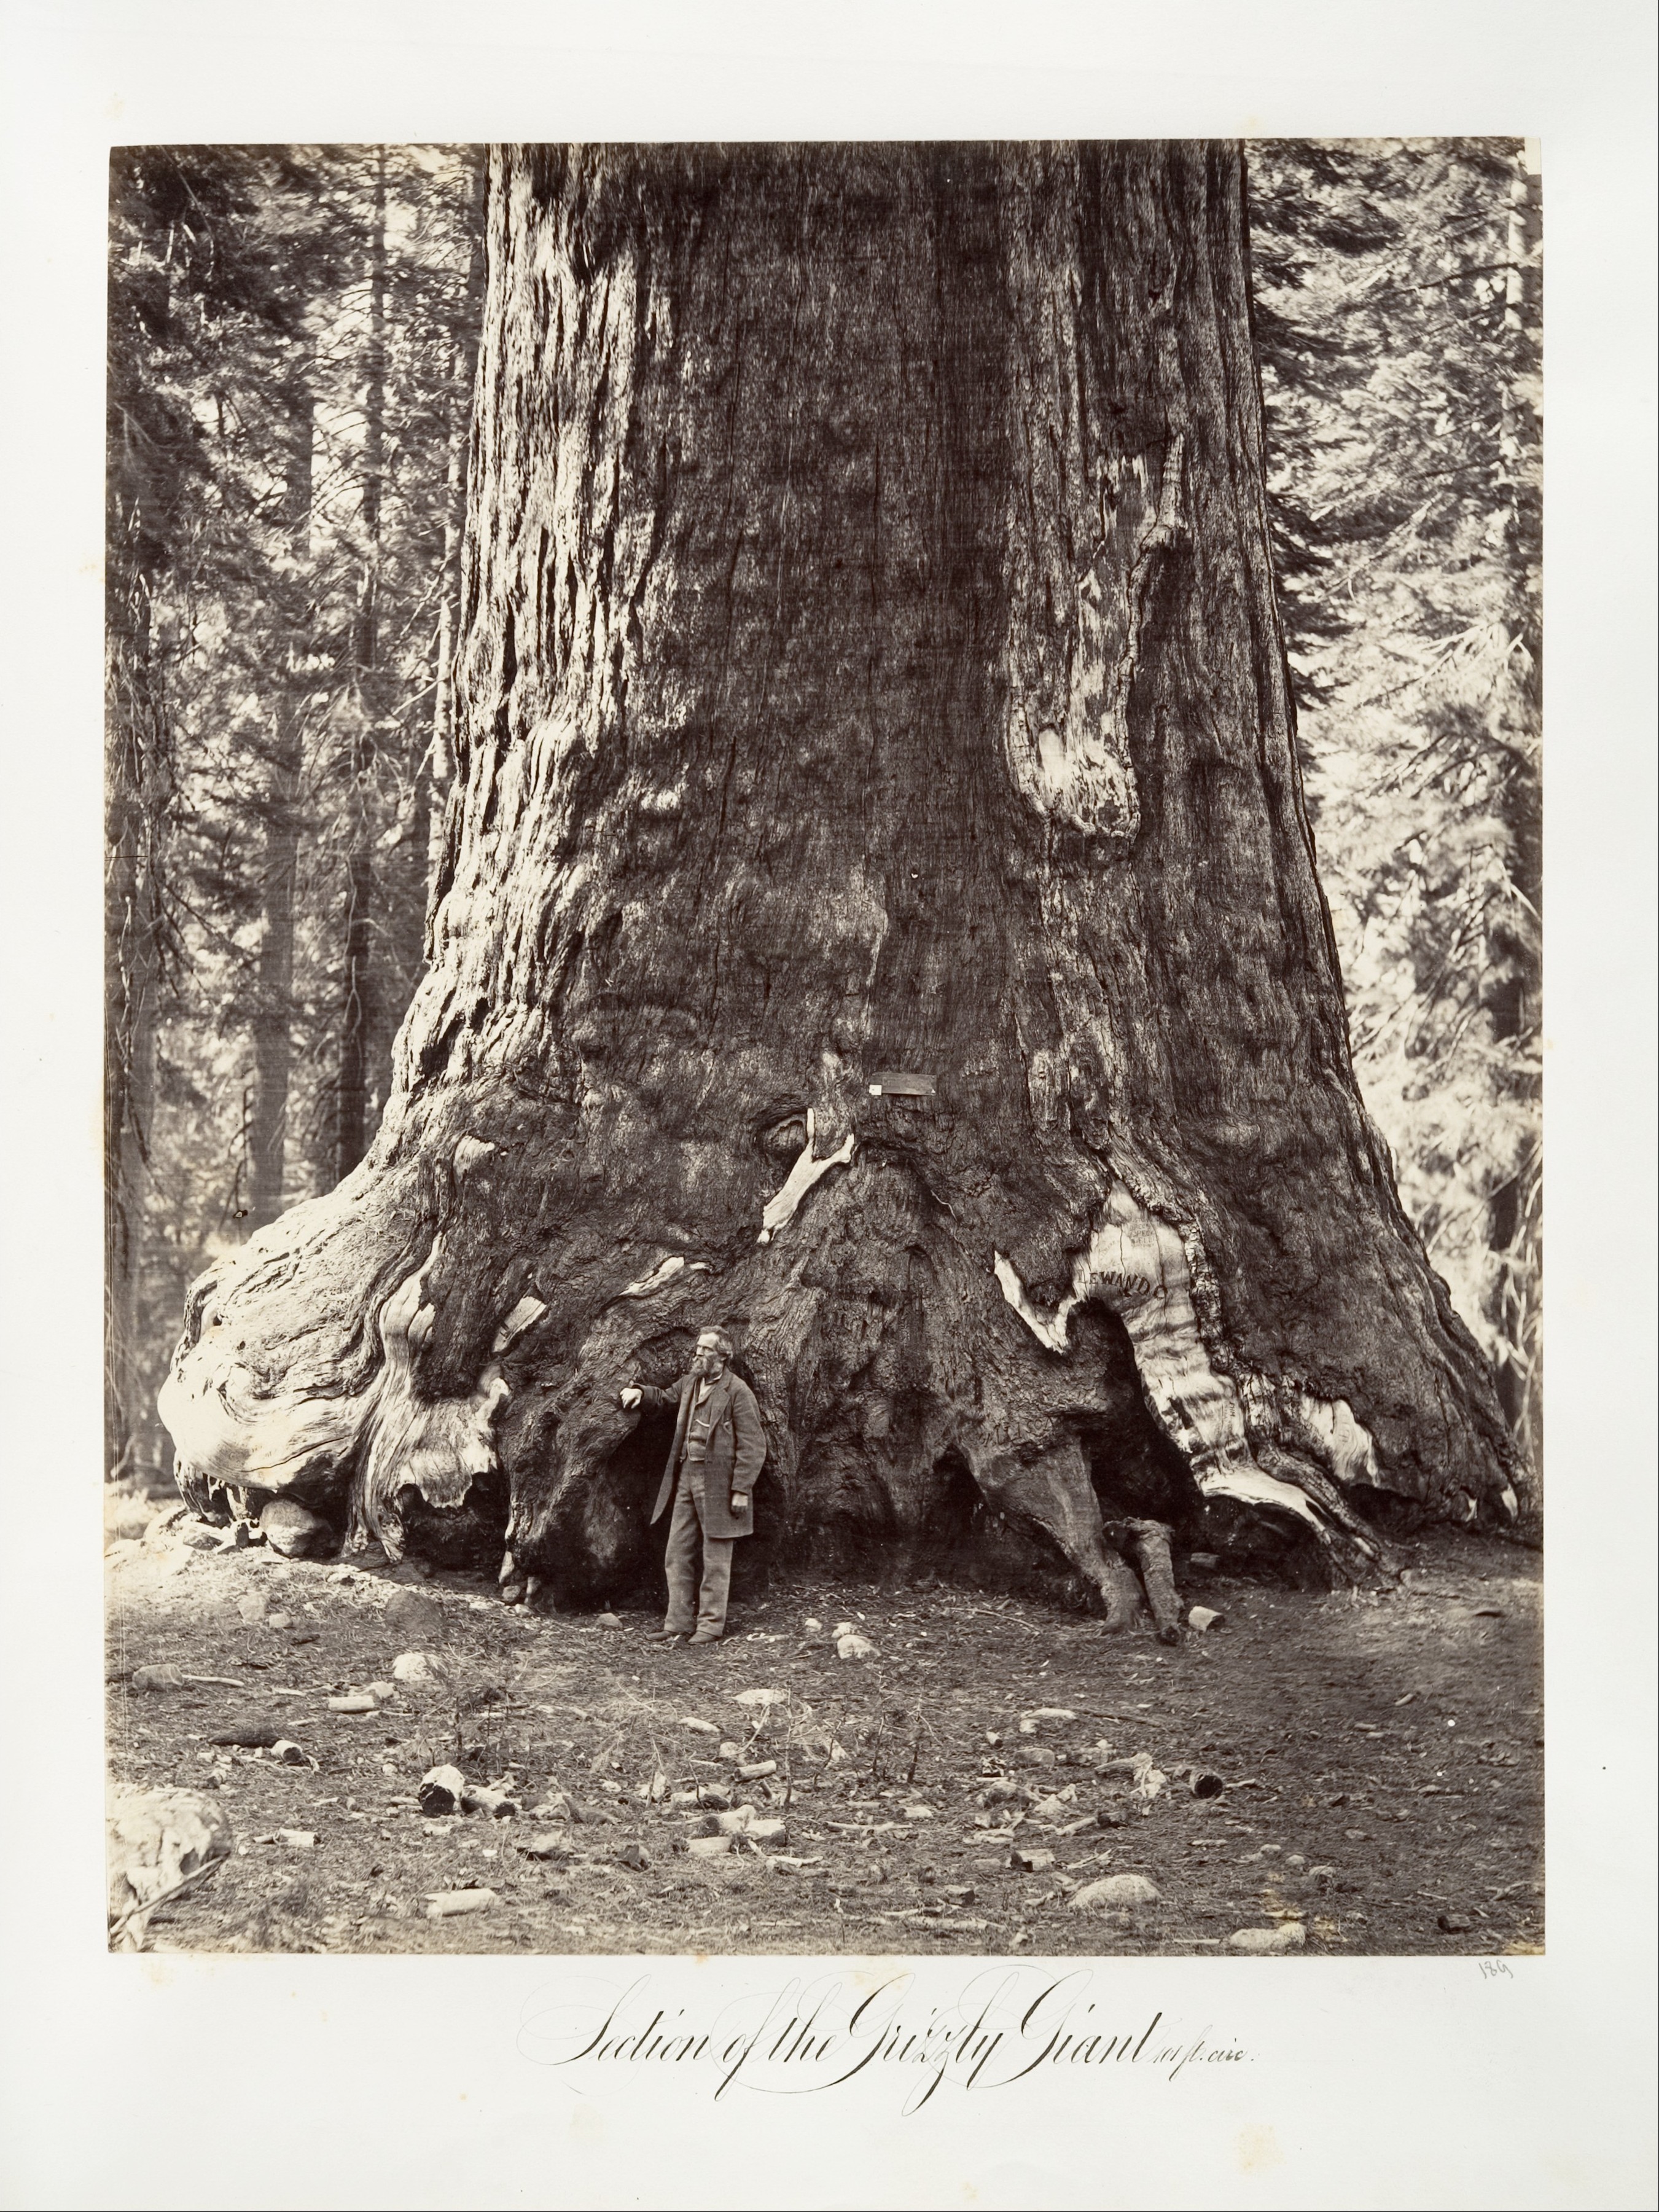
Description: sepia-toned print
xmin=105 ymin=139 xmax=1541 ymax=1960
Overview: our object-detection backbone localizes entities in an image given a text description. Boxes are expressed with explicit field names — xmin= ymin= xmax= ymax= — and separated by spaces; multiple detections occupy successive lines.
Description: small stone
xmin=365 ymin=1680 xmax=395 ymax=1701
xmin=1071 ymin=1873 xmax=1161 ymax=1910
xmin=732 ymin=1687 xmax=787 ymax=1708
xmin=236 ymin=1594 xmax=268 ymax=1625
xmin=130 ymin=1663 xmax=185 ymax=1692
xmin=179 ymin=1522 xmax=221 ymax=1551
xmin=418 ymin=1764 xmax=467 ymax=1816
xmin=595 ymin=1612 xmax=624 ymax=1629
xmin=835 ymin=1630 xmax=878 ymax=1661
xmin=738 ymin=1760 xmax=777 ymax=1780
xmin=1286 ymin=1853 xmax=1306 ymax=1869
xmin=461 ymin=1784 xmax=521 ymax=1819
xmin=714 ymin=1805 xmax=756 ymax=1834
xmin=1010 ymin=1847 xmax=1056 ymax=1873
xmin=208 ymin=1721 xmax=282 ymax=1748
xmin=327 ymin=1694 xmax=378 ymax=1713
xmin=515 ymin=1832 xmax=570 ymax=1861
xmin=697 ymin=1783 xmax=734 ymax=1809
xmin=1095 ymin=1807 xmax=1128 ymax=1829
xmin=259 ymin=1498 xmax=333 ymax=1558
xmin=265 ymin=1612 xmax=293 ymax=1632
xmin=803 ymin=1617 xmax=823 ymax=1633
xmin=426 ymin=1888 xmax=496 ymax=1918
xmin=902 ymin=1803 xmax=935 ymax=1820
xmin=392 ymin=1651 xmax=434 ymax=1684
xmin=1229 ymin=1922 xmax=1306 ymax=1953
xmin=1437 ymin=1912 xmax=1474 ymax=1933
xmin=717 ymin=1741 xmax=743 ymax=1762
xmin=384 ymin=1590 xmax=442 ymax=1639
xmin=1019 ymin=1746 xmax=1058 ymax=1767
xmin=747 ymin=1817 xmax=788 ymax=1843
xmin=615 ymin=1840 xmax=649 ymax=1870
xmin=687 ymin=1834 xmax=733 ymax=1858
xmin=943 ymin=1884 xmax=977 ymax=1904
xmin=1188 ymin=1606 xmax=1226 ymax=1632
xmin=291 ymin=1630 xmax=319 ymax=1646
xmin=682 ymin=1717 xmax=719 ymax=1734
xmin=1187 ymin=1552 xmax=1219 ymax=1570
xmin=270 ymin=1740 xmax=313 ymax=1767
xmin=275 ymin=1829 xmax=316 ymax=1849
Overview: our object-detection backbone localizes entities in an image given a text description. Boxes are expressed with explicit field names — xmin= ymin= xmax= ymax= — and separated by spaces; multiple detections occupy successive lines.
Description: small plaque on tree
xmin=866 ymin=1071 xmax=936 ymax=1096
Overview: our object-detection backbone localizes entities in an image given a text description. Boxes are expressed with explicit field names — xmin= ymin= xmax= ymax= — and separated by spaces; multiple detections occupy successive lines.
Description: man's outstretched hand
xmin=619 ymin=1385 xmax=642 ymax=1410
xmin=730 ymin=1493 xmax=748 ymax=1512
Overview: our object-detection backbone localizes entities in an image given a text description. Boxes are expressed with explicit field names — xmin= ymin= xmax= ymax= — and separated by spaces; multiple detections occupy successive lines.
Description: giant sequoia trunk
xmin=160 ymin=143 xmax=1521 ymax=1620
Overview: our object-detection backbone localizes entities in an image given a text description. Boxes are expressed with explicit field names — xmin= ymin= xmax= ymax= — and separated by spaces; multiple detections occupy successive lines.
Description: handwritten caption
xmin=519 ymin=1968 xmax=1249 ymax=2112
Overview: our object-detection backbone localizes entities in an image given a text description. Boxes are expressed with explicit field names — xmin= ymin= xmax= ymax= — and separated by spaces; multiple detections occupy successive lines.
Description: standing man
xmin=619 ymin=1329 xmax=767 ymax=1647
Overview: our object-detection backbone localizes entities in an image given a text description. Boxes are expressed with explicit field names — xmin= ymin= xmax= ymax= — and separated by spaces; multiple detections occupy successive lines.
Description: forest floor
xmin=106 ymin=1510 xmax=1542 ymax=1960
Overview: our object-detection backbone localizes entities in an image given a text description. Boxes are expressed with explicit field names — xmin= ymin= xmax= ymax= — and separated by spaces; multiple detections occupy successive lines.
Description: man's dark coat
xmin=637 ymin=1370 xmax=768 ymax=1539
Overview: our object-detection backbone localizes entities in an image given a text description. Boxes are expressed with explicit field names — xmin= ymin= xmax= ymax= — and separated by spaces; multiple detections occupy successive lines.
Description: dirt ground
xmin=106 ymin=1507 xmax=1542 ymax=1958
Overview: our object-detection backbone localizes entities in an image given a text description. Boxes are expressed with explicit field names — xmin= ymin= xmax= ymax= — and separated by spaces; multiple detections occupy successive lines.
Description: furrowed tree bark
xmin=160 ymin=143 xmax=1521 ymax=1619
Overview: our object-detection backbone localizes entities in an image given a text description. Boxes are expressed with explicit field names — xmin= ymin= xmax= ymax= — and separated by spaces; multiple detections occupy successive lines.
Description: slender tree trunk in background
xmin=162 ymin=144 xmax=1520 ymax=1608
xmin=248 ymin=373 xmax=314 ymax=1230
xmin=335 ymin=150 xmax=388 ymax=1185
xmin=105 ymin=612 xmax=166 ymax=1479
xmin=429 ymin=156 xmax=488 ymax=893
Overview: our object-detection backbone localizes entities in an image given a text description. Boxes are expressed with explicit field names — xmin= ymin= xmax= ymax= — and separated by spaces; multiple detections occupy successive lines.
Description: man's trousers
xmin=662 ymin=1465 xmax=734 ymax=1638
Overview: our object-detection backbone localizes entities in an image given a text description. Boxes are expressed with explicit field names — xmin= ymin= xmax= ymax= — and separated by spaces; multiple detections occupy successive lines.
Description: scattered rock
xmin=516 ymin=1832 xmax=571 ymax=1861
xmin=1071 ymin=1873 xmax=1161 ymax=1910
xmin=270 ymin=1740 xmax=314 ymax=1767
xmin=1188 ymin=1606 xmax=1227 ymax=1632
xmin=271 ymin=1829 xmax=316 ymax=1850
xmin=943 ymin=1884 xmax=977 ymax=1904
xmin=614 ymin=1840 xmax=649 ymax=1870
xmin=595 ymin=1612 xmax=624 ymax=1630
xmin=1020 ymin=1707 xmax=1078 ymax=1724
xmin=714 ymin=1807 xmax=756 ymax=1835
xmin=418 ymin=1764 xmax=468 ymax=1816
xmin=1229 ymin=1923 xmax=1306 ymax=1953
xmin=265 ymin=1612 xmax=293 ymax=1632
xmin=977 ymin=1778 xmax=1020 ymax=1805
xmin=461 ymin=1784 xmax=521 ymax=1819
xmin=208 ymin=1721 xmax=283 ymax=1748
xmin=738 ymin=1760 xmax=777 ymax=1780
xmin=107 ymin=1785 xmax=228 ymax=1952
xmin=426 ymin=1888 xmax=495 ymax=1918
xmin=733 ymin=1687 xmax=787 ymax=1709
xmin=1437 ymin=1912 xmax=1474 ymax=1933
xmin=130 ymin=1663 xmax=185 ymax=1693
xmin=696 ymin=1783 xmax=734 ymax=1810
xmin=364 ymin=1680 xmax=396 ymax=1701
xmin=681 ymin=1717 xmax=719 ymax=1734
xmin=748 ymin=1817 xmax=789 ymax=1843
xmin=392 ymin=1651 xmax=434 ymax=1684
xmin=106 ymin=1495 xmax=155 ymax=1544
xmin=384 ymin=1590 xmax=442 ymax=1639
xmin=902 ymin=1803 xmax=935 ymax=1821
xmin=717 ymin=1741 xmax=743 ymax=1762
xmin=803 ymin=1617 xmax=824 ymax=1633
xmin=179 ymin=1522 xmax=222 ymax=1552
xmin=1010 ymin=1846 xmax=1056 ymax=1873
xmin=291 ymin=1630 xmax=319 ymax=1646
xmin=687 ymin=1834 xmax=733 ymax=1858
xmin=236 ymin=1594 xmax=268 ymax=1625
xmin=1018 ymin=1746 xmax=1058 ymax=1768
xmin=1187 ymin=1552 xmax=1219 ymax=1571
xmin=835 ymin=1628 xmax=879 ymax=1661
xmin=1095 ymin=1807 xmax=1128 ymax=1829
xmin=259 ymin=1498 xmax=333 ymax=1558
xmin=327 ymin=1694 xmax=378 ymax=1714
